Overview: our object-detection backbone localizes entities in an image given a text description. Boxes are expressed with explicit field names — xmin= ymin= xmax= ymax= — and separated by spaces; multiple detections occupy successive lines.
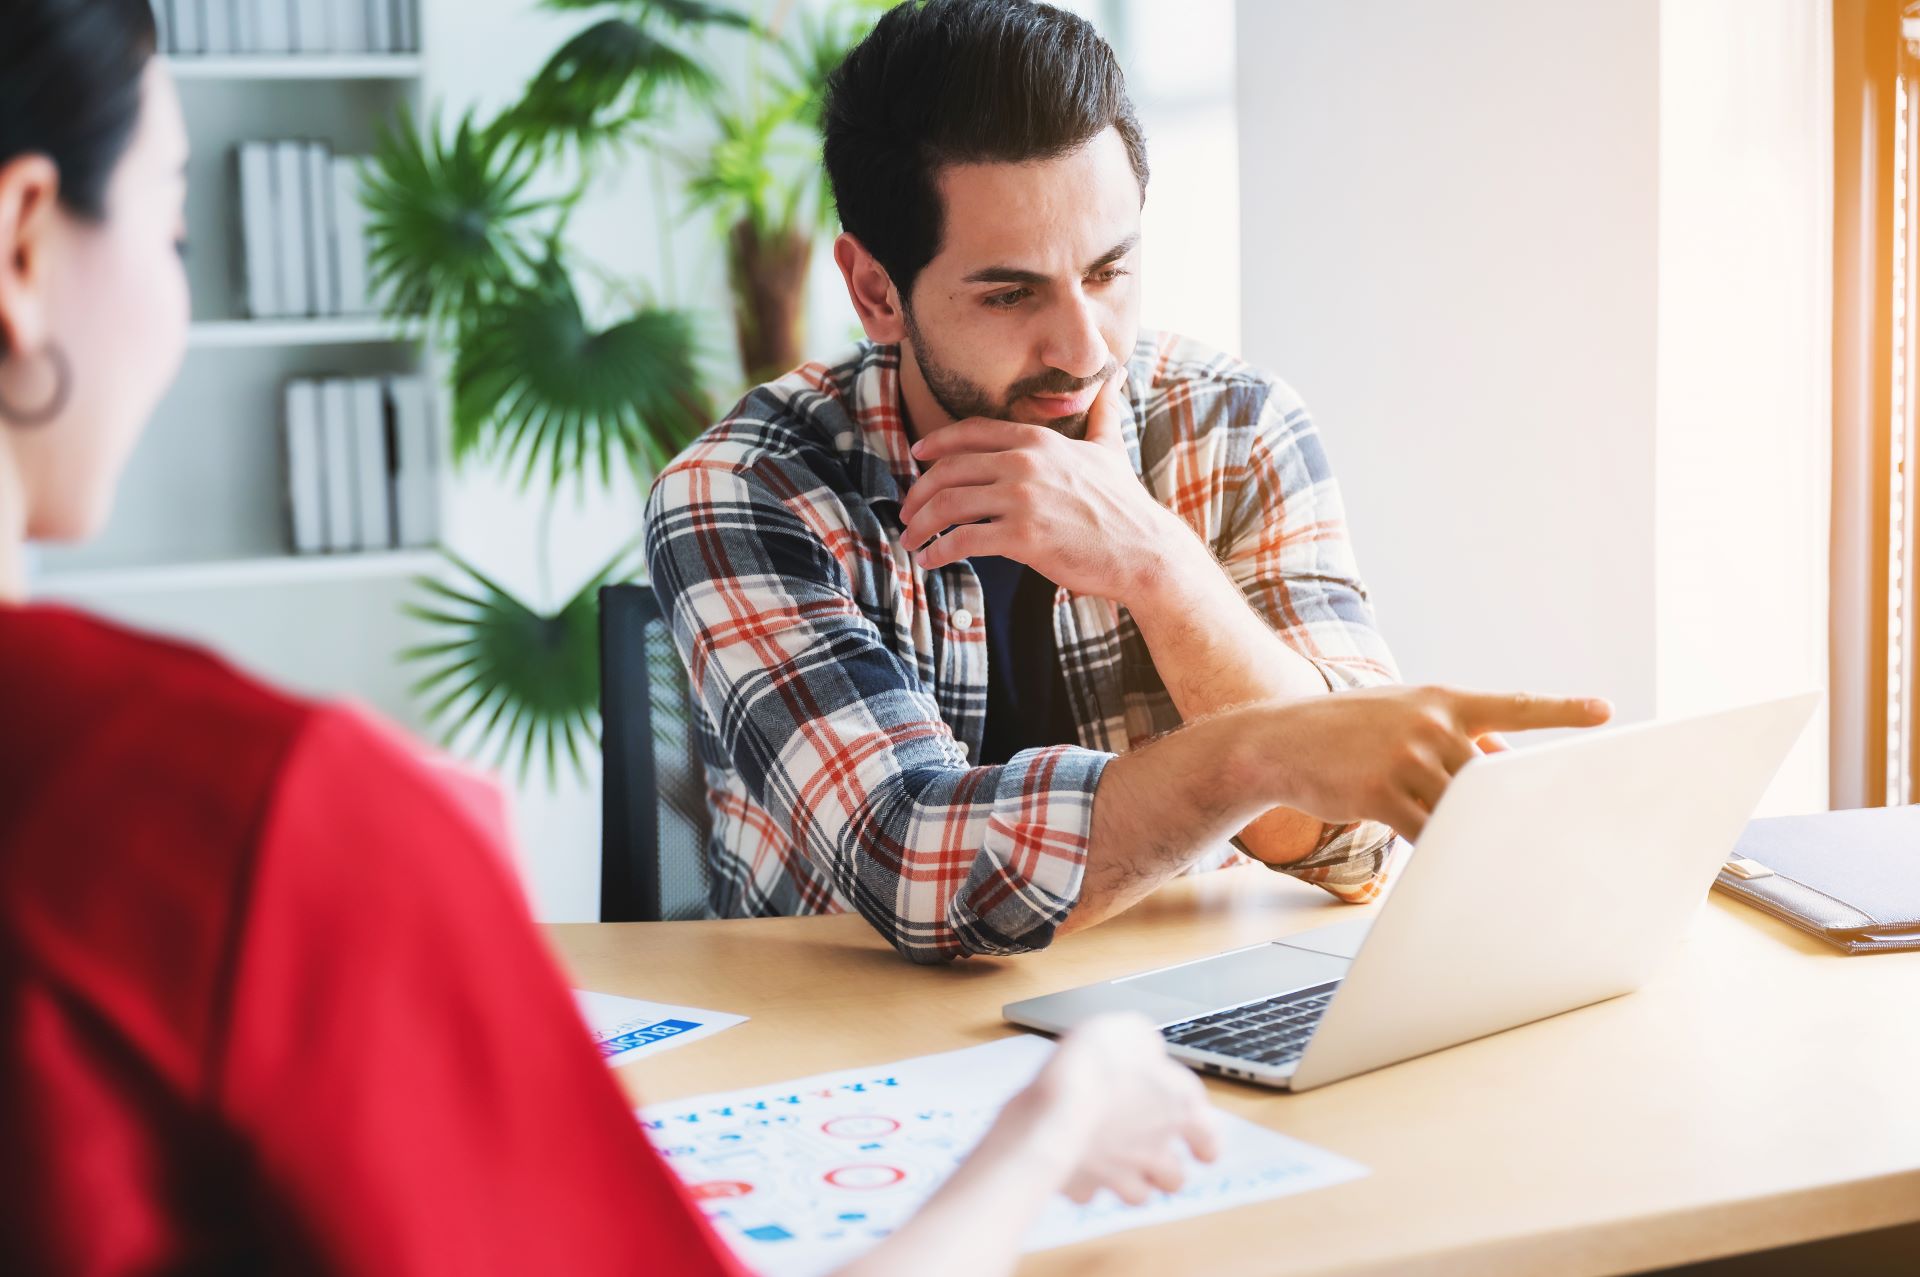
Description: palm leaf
xmin=635 ymin=0 xmax=753 ymax=28
xmin=361 ymin=108 xmax=546 ymax=331
xmin=502 ymin=18 xmax=719 ymax=155
xmin=681 ymin=3 xmax=884 ymax=240
xmin=683 ymin=99 xmax=795 ymax=239
xmin=452 ymin=260 xmax=712 ymax=486
xmin=779 ymin=0 xmax=886 ymax=128
xmin=401 ymin=547 xmax=641 ymax=786
xmin=777 ymin=2 xmax=888 ymax=228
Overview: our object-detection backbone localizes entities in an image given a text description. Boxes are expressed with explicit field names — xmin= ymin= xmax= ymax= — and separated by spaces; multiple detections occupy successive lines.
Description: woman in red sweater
xmin=0 ymin=2 xmax=1220 ymax=1273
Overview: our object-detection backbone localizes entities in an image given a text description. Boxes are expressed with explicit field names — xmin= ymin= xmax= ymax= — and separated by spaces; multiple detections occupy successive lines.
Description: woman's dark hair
xmin=0 ymin=0 xmax=158 ymax=222
xmin=822 ymin=0 xmax=1149 ymax=305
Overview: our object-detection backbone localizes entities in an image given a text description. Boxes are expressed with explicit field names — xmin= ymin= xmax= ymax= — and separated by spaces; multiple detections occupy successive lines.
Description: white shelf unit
xmin=38 ymin=549 xmax=440 ymax=599
xmin=164 ymin=55 xmax=425 ymax=81
xmin=35 ymin=43 xmax=445 ymax=733
xmin=188 ymin=316 xmax=426 ymax=348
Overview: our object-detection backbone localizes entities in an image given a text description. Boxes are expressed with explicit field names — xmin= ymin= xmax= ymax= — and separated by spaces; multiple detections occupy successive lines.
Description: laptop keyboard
xmin=1159 ymin=981 xmax=1342 ymax=1068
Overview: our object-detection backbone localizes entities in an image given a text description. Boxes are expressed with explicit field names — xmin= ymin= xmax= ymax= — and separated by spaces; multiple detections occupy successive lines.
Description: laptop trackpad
xmin=1117 ymin=943 xmax=1350 ymax=1009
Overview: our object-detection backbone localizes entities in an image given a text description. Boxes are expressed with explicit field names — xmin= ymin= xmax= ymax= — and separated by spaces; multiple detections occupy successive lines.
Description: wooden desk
xmin=547 ymin=865 xmax=1920 ymax=1276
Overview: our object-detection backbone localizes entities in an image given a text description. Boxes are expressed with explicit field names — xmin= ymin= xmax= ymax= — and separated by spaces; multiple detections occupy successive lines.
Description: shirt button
xmin=951 ymin=608 xmax=974 ymax=629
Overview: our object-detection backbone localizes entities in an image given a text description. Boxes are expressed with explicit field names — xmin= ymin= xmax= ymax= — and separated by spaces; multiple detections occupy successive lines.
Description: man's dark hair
xmin=822 ymin=0 xmax=1149 ymax=305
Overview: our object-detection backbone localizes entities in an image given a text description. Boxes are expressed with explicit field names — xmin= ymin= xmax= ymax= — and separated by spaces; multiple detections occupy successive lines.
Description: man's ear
xmin=833 ymin=232 xmax=907 ymax=344
xmin=0 ymin=155 xmax=60 ymax=359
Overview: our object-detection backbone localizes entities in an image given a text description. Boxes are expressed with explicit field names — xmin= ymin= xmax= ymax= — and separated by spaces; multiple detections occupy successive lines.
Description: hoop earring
xmin=0 ymin=343 xmax=71 ymax=427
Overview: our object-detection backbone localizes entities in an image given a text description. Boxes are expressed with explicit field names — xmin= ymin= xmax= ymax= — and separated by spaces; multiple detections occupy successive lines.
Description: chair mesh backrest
xmin=600 ymin=584 xmax=713 ymax=922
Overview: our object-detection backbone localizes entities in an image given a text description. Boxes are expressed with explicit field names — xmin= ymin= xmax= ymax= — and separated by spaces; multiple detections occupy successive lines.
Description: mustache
xmin=1006 ymin=361 xmax=1121 ymax=402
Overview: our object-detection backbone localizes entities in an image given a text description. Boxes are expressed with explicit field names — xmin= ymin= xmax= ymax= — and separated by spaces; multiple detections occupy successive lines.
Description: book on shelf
xmin=203 ymin=0 xmax=235 ymax=54
xmin=171 ymin=0 xmax=204 ymax=56
xmin=292 ymin=0 xmax=329 ymax=54
xmin=331 ymin=155 xmax=375 ymax=315
xmin=389 ymin=374 xmax=439 ymax=548
xmin=256 ymin=0 xmax=293 ymax=55
xmin=284 ymin=373 xmax=440 ymax=556
xmin=319 ymin=378 xmax=358 ymax=550
xmin=234 ymin=142 xmax=280 ymax=318
xmin=271 ymin=141 xmax=311 ymax=317
xmin=232 ymin=0 xmax=259 ymax=55
xmin=332 ymin=0 xmax=369 ymax=58
xmin=392 ymin=0 xmax=416 ymax=55
xmin=368 ymin=0 xmax=396 ymax=54
xmin=349 ymin=378 xmax=393 ymax=550
xmin=155 ymin=0 xmax=420 ymax=55
xmin=236 ymin=140 xmax=390 ymax=322
xmin=283 ymin=380 xmax=327 ymax=554
xmin=303 ymin=141 xmax=340 ymax=317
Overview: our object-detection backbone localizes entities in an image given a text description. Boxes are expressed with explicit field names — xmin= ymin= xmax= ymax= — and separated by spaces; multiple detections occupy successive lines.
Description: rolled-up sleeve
xmin=1220 ymin=381 xmax=1402 ymax=902
xmin=646 ymin=450 xmax=1110 ymax=962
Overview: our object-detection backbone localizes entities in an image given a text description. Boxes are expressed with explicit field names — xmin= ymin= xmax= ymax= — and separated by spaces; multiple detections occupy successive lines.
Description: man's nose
xmin=1039 ymin=293 xmax=1111 ymax=381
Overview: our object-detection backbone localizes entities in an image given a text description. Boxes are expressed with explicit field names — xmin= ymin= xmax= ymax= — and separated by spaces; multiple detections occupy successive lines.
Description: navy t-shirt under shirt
xmin=969 ymin=556 xmax=1081 ymax=765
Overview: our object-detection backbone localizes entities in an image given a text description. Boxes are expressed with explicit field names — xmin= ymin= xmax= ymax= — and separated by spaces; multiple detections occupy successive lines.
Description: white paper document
xmin=573 ymin=990 xmax=747 ymax=1067
xmin=640 ymin=1035 xmax=1368 ymax=1277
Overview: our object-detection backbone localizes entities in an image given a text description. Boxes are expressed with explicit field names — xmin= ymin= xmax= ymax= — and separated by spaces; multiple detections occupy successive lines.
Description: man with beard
xmin=644 ymin=0 xmax=1607 ymax=963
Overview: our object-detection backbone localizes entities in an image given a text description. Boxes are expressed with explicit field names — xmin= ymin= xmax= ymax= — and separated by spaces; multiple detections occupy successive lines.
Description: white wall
xmin=1238 ymin=0 xmax=1829 ymax=813
xmin=1107 ymin=0 xmax=1243 ymax=352
xmin=1237 ymin=0 xmax=1662 ymax=720
xmin=1654 ymin=0 xmax=1831 ymax=812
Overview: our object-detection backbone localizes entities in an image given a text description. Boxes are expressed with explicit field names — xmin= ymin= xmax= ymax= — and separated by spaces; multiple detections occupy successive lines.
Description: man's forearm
xmin=1123 ymin=532 xmax=1335 ymax=864
xmin=1060 ymin=707 xmax=1279 ymax=936
xmin=1129 ymin=534 xmax=1329 ymax=708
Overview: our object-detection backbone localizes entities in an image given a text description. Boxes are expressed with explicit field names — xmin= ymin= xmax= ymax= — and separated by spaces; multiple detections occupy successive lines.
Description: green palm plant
xmin=402 ymin=547 xmax=641 ymax=785
xmin=678 ymin=0 xmax=886 ymax=383
xmin=361 ymin=109 xmax=548 ymax=332
xmin=453 ymin=259 xmax=710 ymax=487
xmin=498 ymin=17 xmax=718 ymax=156
xmin=780 ymin=0 xmax=886 ymax=209
xmin=684 ymin=98 xmax=815 ymax=383
xmin=365 ymin=0 xmax=879 ymax=786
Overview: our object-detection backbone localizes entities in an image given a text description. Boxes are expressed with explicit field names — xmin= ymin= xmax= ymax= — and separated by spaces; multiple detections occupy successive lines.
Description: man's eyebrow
xmin=961 ymin=234 xmax=1140 ymax=286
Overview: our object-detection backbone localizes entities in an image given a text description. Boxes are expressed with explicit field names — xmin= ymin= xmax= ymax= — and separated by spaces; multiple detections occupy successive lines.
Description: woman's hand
xmin=1002 ymin=1013 xmax=1221 ymax=1205
xmin=833 ymin=1016 xmax=1220 ymax=1277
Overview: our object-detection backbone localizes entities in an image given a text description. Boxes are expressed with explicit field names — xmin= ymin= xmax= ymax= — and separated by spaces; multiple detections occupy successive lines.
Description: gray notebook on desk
xmin=1716 ymin=806 xmax=1920 ymax=953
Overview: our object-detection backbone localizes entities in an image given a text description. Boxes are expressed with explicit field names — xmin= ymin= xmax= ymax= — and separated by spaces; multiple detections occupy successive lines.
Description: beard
xmin=901 ymin=303 xmax=1119 ymax=441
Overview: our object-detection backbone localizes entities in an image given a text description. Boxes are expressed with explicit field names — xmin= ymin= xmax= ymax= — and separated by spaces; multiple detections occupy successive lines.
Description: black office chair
xmin=598 ymin=583 xmax=713 ymax=921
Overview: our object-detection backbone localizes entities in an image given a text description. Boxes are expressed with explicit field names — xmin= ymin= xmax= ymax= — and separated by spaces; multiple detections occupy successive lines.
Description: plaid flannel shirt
xmin=644 ymin=330 xmax=1400 ymax=963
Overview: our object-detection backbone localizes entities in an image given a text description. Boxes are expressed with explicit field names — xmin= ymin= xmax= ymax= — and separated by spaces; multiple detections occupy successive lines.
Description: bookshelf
xmin=34 ymin=21 xmax=443 ymax=732
xmin=188 ymin=316 xmax=426 ymax=348
xmin=165 ymin=54 xmax=424 ymax=81
xmin=37 ymin=548 xmax=439 ymax=598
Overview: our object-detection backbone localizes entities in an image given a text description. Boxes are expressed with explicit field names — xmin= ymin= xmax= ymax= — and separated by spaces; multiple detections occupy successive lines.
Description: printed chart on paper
xmin=640 ymin=1035 xmax=1367 ymax=1276
xmin=573 ymin=989 xmax=746 ymax=1066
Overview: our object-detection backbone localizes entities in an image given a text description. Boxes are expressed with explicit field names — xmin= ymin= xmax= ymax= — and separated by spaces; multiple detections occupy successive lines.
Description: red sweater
xmin=0 ymin=605 xmax=743 ymax=1276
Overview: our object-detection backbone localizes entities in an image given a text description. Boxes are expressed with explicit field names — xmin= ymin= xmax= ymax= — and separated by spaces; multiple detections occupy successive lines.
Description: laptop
xmin=1004 ymin=693 xmax=1817 ymax=1092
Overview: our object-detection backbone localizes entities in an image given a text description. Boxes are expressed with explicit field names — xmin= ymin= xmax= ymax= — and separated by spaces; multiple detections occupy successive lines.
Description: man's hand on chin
xmin=899 ymin=369 xmax=1208 ymax=605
